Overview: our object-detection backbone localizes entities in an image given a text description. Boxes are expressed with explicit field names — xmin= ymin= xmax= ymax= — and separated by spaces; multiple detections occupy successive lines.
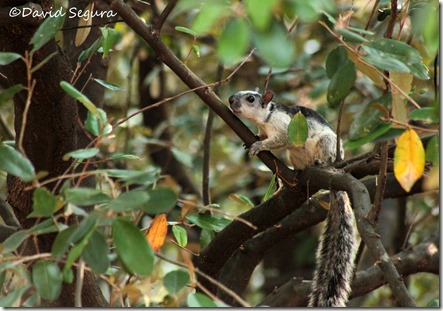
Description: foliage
xmin=0 ymin=0 xmax=439 ymax=307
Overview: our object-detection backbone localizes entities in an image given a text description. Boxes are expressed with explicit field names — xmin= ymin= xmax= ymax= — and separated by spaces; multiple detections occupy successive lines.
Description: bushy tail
xmin=308 ymin=191 xmax=357 ymax=307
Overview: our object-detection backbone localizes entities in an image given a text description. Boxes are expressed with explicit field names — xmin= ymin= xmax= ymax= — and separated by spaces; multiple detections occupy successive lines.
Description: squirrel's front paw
xmin=248 ymin=141 xmax=264 ymax=157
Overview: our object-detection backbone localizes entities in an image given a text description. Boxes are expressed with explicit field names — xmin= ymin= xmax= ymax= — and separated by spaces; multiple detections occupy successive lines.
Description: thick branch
xmin=260 ymin=234 xmax=439 ymax=307
xmin=198 ymin=186 xmax=307 ymax=292
xmin=298 ymin=167 xmax=416 ymax=307
xmin=218 ymin=169 xmax=431 ymax=303
xmin=218 ymin=198 xmax=327 ymax=304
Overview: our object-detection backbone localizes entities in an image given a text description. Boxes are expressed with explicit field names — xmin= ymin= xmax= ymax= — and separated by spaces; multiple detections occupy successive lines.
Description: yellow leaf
xmin=394 ymin=128 xmax=425 ymax=192
xmin=75 ymin=2 xmax=94 ymax=47
xmin=146 ymin=214 xmax=168 ymax=252
xmin=390 ymin=71 xmax=413 ymax=129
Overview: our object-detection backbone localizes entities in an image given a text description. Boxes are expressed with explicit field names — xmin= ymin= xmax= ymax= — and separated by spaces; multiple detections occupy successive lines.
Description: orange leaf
xmin=394 ymin=128 xmax=425 ymax=192
xmin=146 ymin=214 xmax=168 ymax=252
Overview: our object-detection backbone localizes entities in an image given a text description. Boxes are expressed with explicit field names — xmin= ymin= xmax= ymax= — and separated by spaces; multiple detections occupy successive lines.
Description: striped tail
xmin=308 ymin=191 xmax=357 ymax=307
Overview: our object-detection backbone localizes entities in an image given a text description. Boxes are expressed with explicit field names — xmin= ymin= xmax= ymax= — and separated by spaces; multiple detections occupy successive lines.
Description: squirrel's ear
xmin=262 ymin=91 xmax=274 ymax=105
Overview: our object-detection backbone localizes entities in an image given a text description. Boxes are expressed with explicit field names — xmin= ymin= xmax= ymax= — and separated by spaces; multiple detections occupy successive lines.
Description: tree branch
xmin=217 ymin=167 xmax=432 ymax=304
xmin=154 ymin=0 xmax=178 ymax=32
xmin=260 ymin=234 xmax=439 ymax=307
xmin=297 ymin=167 xmax=417 ymax=307
xmin=198 ymin=185 xmax=307 ymax=292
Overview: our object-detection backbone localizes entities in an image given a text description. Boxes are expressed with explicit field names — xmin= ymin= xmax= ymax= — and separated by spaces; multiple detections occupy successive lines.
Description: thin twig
xmin=384 ymin=0 xmax=398 ymax=39
xmin=75 ymin=259 xmax=85 ymax=307
xmin=369 ymin=141 xmax=389 ymax=225
xmin=263 ymin=66 xmax=272 ymax=94
xmin=0 ymin=114 xmax=15 ymax=140
xmin=202 ymin=64 xmax=223 ymax=205
xmin=382 ymin=117 xmax=439 ymax=133
xmin=154 ymin=0 xmax=178 ymax=32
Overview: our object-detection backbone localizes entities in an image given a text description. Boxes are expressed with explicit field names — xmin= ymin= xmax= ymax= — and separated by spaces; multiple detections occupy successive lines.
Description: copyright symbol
xmin=9 ymin=7 xmax=21 ymax=17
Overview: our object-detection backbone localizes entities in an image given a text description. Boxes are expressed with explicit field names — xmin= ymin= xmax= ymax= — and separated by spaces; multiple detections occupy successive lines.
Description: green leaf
xmin=63 ymin=267 xmax=74 ymax=284
xmin=30 ymin=9 xmax=65 ymax=54
xmin=29 ymin=187 xmax=57 ymax=218
xmin=288 ymin=112 xmax=309 ymax=146
xmin=93 ymin=78 xmax=124 ymax=92
xmin=217 ymin=19 xmax=250 ymax=66
xmin=64 ymin=187 xmax=111 ymax=206
xmin=171 ymin=148 xmax=194 ymax=168
xmin=0 ymin=52 xmax=21 ymax=65
xmin=175 ymin=26 xmax=197 ymax=37
xmin=0 ymin=84 xmax=24 ymax=108
xmin=84 ymin=109 xmax=112 ymax=136
xmin=82 ymin=230 xmax=110 ymax=274
xmin=32 ymin=261 xmax=63 ymax=302
xmin=410 ymin=2 xmax=439 ymax=56
xmin=245 ymin=0 xmax=277 ymax=31
xmin=230 ymin=193 xmax=255 ymax=207
xmin=0 ymin=286 xmax=30 ymax=307
xmin=144 ymin=188 xmax=177 ymax=214
xmin=289 ymin=0 xmax=320 ymax=23
xmin=348 ymin=94 xmax=391 ymax=141
xmin=0 ymin=144 xmax=35 ymax=182
xmin=172 ymin=225 xmax=188 ymax=247
xmin=109 ymin=154 xmax=141 ymax=161
xmin=107 ymin=190 xmax=150 ymax=211
xmin=192 ymin=45 xmax=200 ymax=57
xmin=325 ymin=46 xmax=348 ymax=79
xmin=337 ymin=28 xmax=369 ymax=43
xmin=63 ymin=225 xmax=96 ymax=272
xmin=322 ymin=10 xmax=337 ymax=23
xmin=362 ymin=38 xmax=429 ymax=80
xmin=187 ymin=293 xmax=218 ymax=307
xmin=60 ymin=81 xmax=101 ymax=121
xmin=372 ymin=128 xmax=405 ymax=143
xmin=27 ymin=218 xmax=64 ymax=235
xmin=51 ymin=226 xmax=77 ymax=259
xmin=252 ymin=21 xmax=295 ymax=69
xmin=262 ymin=174 xmax=277 ymax=202
xmin=191 ymin=4 xmax=228 ymax=35
xmin=103 ymin=168 xmax=159 ymax=186
xmin=425 ymin=135 xmax=439 ymax=165
xmin=164 ymin=270 xmax=190 ymax=294
xmin=327 ymin=60 xmax=356 ymax=105
xmin=200 ymin=228 xmax=214 ymax=249
xmin=112 ymin=219 xmax=154 ymax=276
xmin=78 ymin=37 xmax=103 ymax=62
xmin=186 ymin=214 xmax=231 ymax=232
xmin=409 ymin=107 xmax=439 ymax=123
xmin=100 ymin=27 xmax=119 ymax=58
xmin=426 ymin=299 xmax=439 ymax=307
xmin=345 ymin=123 xmax=392 ymax=149
xmin=1 ymin=231 xmax=27 ymax=254
xmin=52 ymin=212 xmax=99 ymax=259
xmin=63 ymin=147 xmax=99 ymax=161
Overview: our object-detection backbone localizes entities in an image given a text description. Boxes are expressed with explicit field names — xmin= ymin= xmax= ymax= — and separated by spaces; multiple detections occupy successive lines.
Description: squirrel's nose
xmin=228 ymin=95 xmax=235 ymax=105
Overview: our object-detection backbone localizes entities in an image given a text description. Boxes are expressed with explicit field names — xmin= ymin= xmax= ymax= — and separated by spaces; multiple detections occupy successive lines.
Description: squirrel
xmin=228 ymin=90 xmax=357 ymax=307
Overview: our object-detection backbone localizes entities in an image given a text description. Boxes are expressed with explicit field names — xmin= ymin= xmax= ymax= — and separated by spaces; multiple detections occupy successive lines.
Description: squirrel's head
xmin=228 ymin=90 xmax=274 ymax=122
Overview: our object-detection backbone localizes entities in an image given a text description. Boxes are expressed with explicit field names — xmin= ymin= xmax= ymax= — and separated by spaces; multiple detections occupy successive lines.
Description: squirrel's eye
xmin=246 ymin=95 xmax=255 ymax=103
